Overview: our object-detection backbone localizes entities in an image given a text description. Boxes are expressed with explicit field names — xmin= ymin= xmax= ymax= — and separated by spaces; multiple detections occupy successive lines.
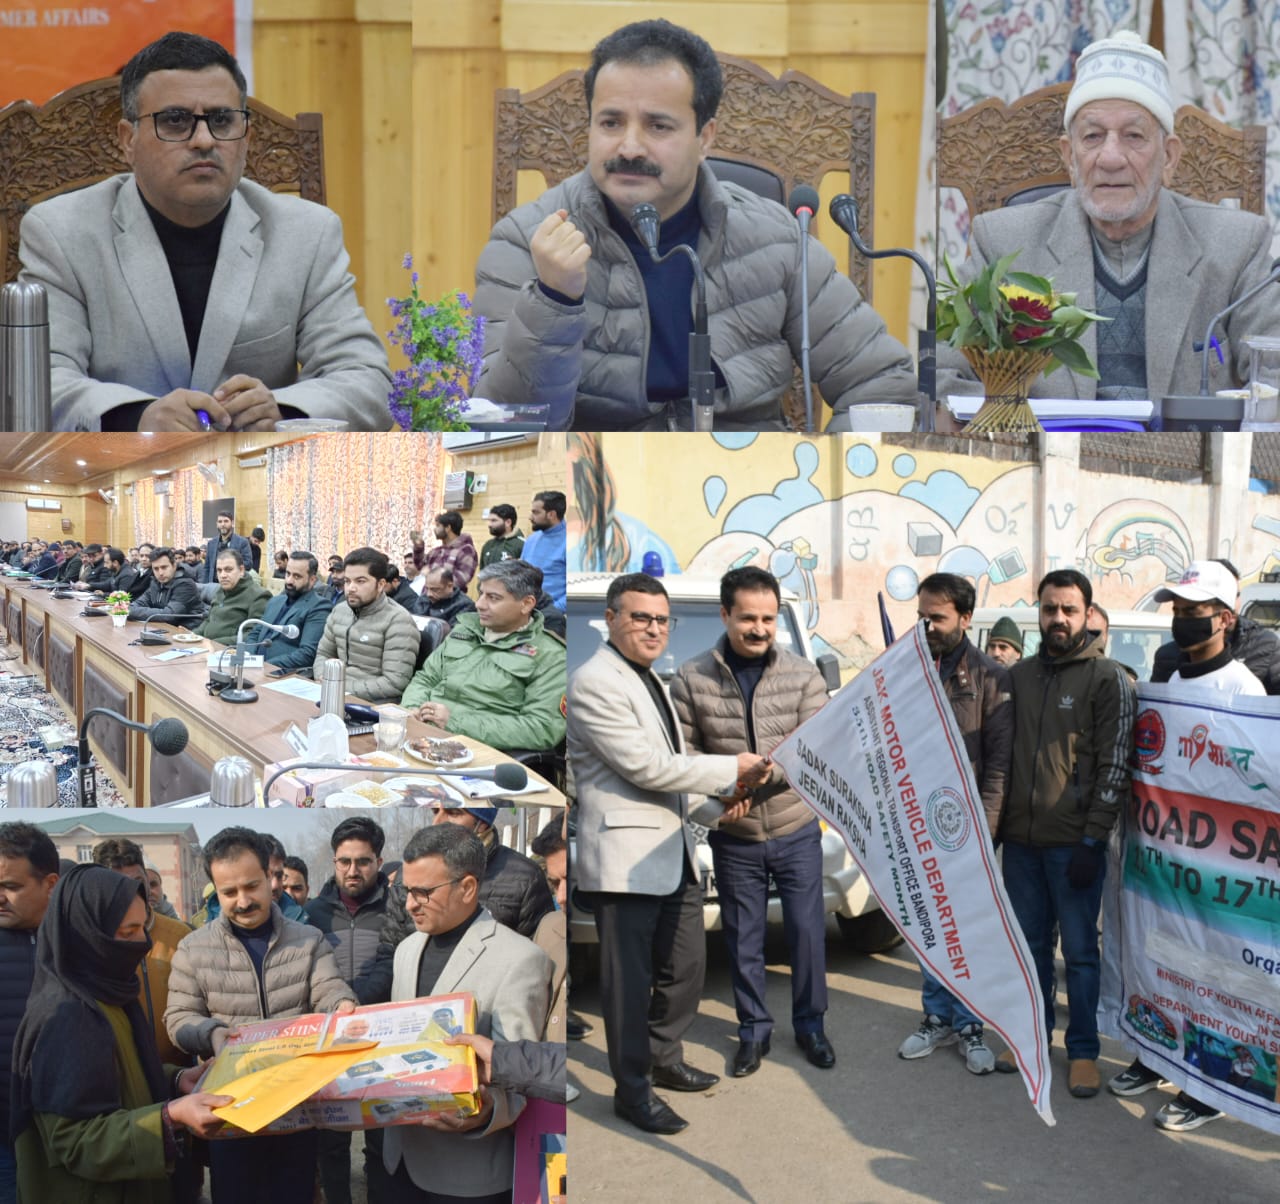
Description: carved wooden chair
xmin=0 ymin=76 xmax=326 ymax=283
xmin=939 ymin=79 xmax=1267 ymax=219
xmin=492 ymin=54 xmax=876 ymax=428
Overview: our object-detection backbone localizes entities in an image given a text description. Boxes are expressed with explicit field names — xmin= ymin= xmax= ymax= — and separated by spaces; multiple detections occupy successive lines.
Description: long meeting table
xmin=1 ymin=577 xmax=565 ymax=811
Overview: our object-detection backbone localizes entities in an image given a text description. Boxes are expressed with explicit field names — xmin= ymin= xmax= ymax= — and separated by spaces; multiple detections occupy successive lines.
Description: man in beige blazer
xmin=17 ymin=31 xmax=391 ymax=432
xmin=568 ymin=571 xmax=767 ymax=1135
xmin=385 ymin=823 xmax=550 ymax=1204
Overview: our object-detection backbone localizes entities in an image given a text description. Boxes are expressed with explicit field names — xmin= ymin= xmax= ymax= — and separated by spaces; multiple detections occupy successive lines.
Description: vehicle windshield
xmin=567 ymin=596 xmax=805 ymax=680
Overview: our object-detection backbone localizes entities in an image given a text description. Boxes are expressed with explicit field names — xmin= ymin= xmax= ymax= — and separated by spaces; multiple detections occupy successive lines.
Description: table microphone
xmin=829 ymin=193 xmax=938 ymax=429
xmin=221 ymin=620 xmax=301 ymax=704
xmin=137 ymin=614 xmax=206 ymax=646
xmin=76 ymin=709 xmax=189 ymax=807
xmin=261 ymin=759 xmax=529 ymax=805
xmin=788 ymin=185 xmax=821 ymax=433
xmin=628 ymin=201 xmax=716 ymax=432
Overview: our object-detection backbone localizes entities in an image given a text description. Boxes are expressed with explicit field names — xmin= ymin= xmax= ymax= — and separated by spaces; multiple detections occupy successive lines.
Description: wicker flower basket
xmin=960 ymin=347 xmax=1053 ymax=434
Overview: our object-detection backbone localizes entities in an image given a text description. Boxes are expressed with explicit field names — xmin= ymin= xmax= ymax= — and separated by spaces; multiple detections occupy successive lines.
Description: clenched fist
xmin=531 ymin=209 xmax=591 ymax=300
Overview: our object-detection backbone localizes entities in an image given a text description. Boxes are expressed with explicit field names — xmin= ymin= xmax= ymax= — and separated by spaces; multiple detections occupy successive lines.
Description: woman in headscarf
xmin=10 ymin=864 xmax=230 ymax=1204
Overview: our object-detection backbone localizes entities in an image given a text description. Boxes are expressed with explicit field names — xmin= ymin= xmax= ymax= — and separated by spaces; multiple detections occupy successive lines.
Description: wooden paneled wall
xmin=446 ymin=434 xmax=568 ymax=524
xmin=413 ymin=0 xmax=926 ymax=344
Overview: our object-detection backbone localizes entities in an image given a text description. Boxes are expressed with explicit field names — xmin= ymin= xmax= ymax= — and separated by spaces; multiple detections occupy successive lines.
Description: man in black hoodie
xmin=0 ymin=823 xmax=60 ymax=1204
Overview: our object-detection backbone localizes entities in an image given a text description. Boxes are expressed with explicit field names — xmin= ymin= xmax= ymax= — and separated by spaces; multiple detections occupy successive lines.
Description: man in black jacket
xmin=80 ymin=544 xmax=115 ymax=591
xmin=126 ymin=543 xmax=155 ymax=601
xmin=419 ymin=566 xmax=476 ymax=626
xmin=1150 ymin=559 xmax=1280 ymax=692
xmin=897 ymin=574 xmax=1012 ymax=1077
xmin=304 ymin=817 xmax=391 ymax=1204
xmin=127 ymin=546 xmax=205 ymax=627
xmin=101 ymin=547 xmax=138 ymax=596
xmin=361 ymin=805 xmax=555 ymax=1004
xmin=0 ymin=822 xmax=60 ymax=1204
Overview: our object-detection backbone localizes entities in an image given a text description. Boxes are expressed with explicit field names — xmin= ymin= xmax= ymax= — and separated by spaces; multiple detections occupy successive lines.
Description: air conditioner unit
xmin=154 ymin=480 xmax=171 ymax=495
xmin=238 ymin=456 xmax=267 ymax=469
xmin=442 ymin=471 xmax=474 ymax=511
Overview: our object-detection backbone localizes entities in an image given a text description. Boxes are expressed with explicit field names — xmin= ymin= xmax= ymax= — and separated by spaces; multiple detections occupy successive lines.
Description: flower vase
xmin=110 ymin=612 xmax=127 ymax=628
xmin=960 ymin=348 xmax=1052 ymax=434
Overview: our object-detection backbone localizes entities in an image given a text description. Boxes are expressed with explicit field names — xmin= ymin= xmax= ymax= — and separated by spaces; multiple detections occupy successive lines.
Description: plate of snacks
xmin=403 ymin=737 xmax=474 ymax=767
xmin=172 ymin=632 xmax=204 ymax=644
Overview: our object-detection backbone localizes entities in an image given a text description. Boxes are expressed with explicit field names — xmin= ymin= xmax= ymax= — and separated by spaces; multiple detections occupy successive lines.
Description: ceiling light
xmin=75 ymin=459 xmax=86 ymax=466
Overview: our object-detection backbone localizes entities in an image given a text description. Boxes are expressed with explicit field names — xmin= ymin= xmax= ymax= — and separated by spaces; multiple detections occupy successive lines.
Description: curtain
xmin=130 ymin=478 xmax=163 ymax=547
xmin=168 ymin=467 xmax=207 ymax=551
xmin=265 ymin=434 xmax=444 ymax=566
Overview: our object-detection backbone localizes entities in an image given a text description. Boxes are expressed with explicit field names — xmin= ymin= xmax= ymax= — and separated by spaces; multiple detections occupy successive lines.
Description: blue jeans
xmin=709 ymin=822 xmax=828 ymax=1042
xmin=920 ymin=968 xmax=982 ymax=1031
xmin=1001 ymin=840 xmax=1106 ymax=1060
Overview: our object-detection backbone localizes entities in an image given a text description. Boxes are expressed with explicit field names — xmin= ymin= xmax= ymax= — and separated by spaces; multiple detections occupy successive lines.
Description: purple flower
xmin=402 ymin=253 xmax=414 ymax=270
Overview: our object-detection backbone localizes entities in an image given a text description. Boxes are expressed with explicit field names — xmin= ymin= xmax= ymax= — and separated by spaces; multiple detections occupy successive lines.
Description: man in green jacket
xmin=480 ymin=503 xmax=525 ymax=567
xmin=401 ymin=559 xmax=566 ymax=752
xmin=194 ymin=549 xmax=272 ymax=644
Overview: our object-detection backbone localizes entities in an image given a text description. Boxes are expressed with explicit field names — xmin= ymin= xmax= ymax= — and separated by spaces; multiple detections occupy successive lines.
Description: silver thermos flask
xmin=319 ymin=658 xmax=347 ymax=717
xmin=208 ymin=755 xmax=256 ymax=807
xmin=0 ymin=281 xmax=52 ymax=431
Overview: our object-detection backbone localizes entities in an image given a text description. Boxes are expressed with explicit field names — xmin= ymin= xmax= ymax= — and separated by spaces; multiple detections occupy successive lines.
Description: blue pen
xmin=1210 ymin=336 xmax=1224 ymax=365
xmin=195 ymin=409 xmax=212 ymax=431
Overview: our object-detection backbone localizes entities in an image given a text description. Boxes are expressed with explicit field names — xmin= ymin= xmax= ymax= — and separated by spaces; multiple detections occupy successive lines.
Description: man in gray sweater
xmin=313 ymin=546 xmax=421 ymax=703
xmin=669 ymin=566 xmax=834 ymax=1078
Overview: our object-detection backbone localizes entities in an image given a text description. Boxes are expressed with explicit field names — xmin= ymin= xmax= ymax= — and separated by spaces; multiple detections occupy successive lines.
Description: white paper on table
xmin=206 ymin=652 xmax=264 ymax=669
xmin=262 ymin=678 xmax=324 ymax=702
xmin=149 ymin=648 xmax=203 ymax=662
xmin=452 ymin=775 xmax=548 ymax=798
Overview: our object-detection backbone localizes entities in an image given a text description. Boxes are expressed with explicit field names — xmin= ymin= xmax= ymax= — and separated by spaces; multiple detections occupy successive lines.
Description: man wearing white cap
xmin=938 ymin=30 xmax=1280 ymax=402
xmin=1108 ymin=558 xmax=1264 ymax=1131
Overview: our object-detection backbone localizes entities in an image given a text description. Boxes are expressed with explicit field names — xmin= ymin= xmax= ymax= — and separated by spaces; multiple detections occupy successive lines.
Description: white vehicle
xmin=970 ymin=606 xmax=1172 ymax=680
xmin=1239 ymin=573 xmax=1280 ymax=629
xmin=567 ymin=572 xmax=901 ymax=959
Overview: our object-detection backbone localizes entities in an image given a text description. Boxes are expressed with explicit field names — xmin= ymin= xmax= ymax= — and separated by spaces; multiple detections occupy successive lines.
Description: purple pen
xmin=196 ymin=409 xmax=212 ymax=430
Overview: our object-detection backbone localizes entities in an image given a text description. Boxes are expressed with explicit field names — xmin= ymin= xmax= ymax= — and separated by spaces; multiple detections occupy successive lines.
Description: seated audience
xmin=420 ymin=565 xmax=477 ymax=626
xmin=193 ymin=548 xmax=271 ymax=643
xmin=402 ymin=560 xmax=567 ymax=752
xmin=128 ymin=547 xmax=204 ymax=626
xmin=261 ymin=551 xmax=334 ymax=675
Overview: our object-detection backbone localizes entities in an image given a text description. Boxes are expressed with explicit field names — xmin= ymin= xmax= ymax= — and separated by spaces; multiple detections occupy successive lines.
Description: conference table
xmin=0 ymin=576 xmax=565 ymax=811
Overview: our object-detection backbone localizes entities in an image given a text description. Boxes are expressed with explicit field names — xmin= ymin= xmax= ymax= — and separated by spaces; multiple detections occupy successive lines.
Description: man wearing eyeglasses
xmin=304 ymin=817 xmax=393 ymax=1204
xmin=17 ymin=31 xmax=392 ymax=432
xmin=568 ymin=571 xmax=771 ymax=1135
xmin=384 ymin=824 xmax=550 ymax=1204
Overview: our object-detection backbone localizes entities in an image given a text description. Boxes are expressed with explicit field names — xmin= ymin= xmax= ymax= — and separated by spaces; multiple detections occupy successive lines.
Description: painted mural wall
xmin=568 ymin=433 xmax=1280 ymax=671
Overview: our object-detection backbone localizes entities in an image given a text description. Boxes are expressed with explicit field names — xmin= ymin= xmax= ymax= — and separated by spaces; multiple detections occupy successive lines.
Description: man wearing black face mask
xmin=1107 ymin=560 xmax=1264 ymax=1131
xmin=998 ymin=569 xmax=1135 ymax=1101
xmin=1150 ymin=558 xmax=1280 ymax=693
xmin=261 ymin=551 xmax=334 ymax=676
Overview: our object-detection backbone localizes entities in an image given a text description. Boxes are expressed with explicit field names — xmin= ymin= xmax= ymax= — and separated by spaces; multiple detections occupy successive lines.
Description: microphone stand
xmin=629 ymin=203 xmax=715 ymax=432
xmin=830 ymin=194 xmax=937 ymax=432
xmin=261 ymin=761 xmax=529 ymax=804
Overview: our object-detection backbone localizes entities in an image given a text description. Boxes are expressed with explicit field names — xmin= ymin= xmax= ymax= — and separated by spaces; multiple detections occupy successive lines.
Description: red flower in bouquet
xmin=1008 ymin=294 xmax=1053 ymax=342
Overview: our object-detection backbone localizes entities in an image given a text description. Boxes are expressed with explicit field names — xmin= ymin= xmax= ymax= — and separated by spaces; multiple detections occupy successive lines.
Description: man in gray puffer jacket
xmin=165 ymin=826 xmax=356 ymax=1204
xmin=669 ymin=566 xmax=833 ymax=1078
xmin=313 ymin=546 xmax=420 ymax=703
xmin=473 ymin=18 xmax=917 ymax=431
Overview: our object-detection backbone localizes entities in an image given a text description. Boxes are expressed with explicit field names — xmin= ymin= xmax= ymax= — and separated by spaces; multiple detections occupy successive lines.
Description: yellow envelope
xmin=212 ymin=1040 xmax=379 ymax=1133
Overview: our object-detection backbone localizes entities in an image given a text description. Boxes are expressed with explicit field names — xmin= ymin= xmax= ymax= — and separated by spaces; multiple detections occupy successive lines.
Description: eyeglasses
xmin=335 ymin=857 xmax=376 ymax=871
xmin=405 ymin=877 xmax=462 ymax=904
xmin=624 ymin=611 xmax=676 ymax=630
xmin=138 ymin=108 xmax=250 ymax=142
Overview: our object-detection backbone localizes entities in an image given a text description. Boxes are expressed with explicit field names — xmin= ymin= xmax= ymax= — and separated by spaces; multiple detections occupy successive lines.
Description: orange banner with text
xmin=1 ymin=0 xmax=237 ymax=106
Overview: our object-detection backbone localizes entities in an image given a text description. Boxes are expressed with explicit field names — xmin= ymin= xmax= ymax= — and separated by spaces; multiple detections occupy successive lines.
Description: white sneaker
xmin=898 ymin=1014 xmax=956 ymax=1059
xmin=956 ymin=1024 xmax=995 ymax=1075
xmin=566 ymin=1083 xmax=581 ymax=1103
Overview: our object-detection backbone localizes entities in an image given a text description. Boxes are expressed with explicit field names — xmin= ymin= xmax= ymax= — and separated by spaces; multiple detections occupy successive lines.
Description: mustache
xmin=605 ymin=156 xmax=660 ymax=177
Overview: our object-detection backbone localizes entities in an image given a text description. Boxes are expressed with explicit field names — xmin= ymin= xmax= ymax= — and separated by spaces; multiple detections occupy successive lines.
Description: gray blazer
xmin=18 ymin=174 xmax=393 ymax=431
xmin=937 ymin=188 xmax=1280 ymax=400
xmin=384 ymin=908 xmax=551 ymax=1199
xmin=567 ymin=642 xmax=740 ymax=895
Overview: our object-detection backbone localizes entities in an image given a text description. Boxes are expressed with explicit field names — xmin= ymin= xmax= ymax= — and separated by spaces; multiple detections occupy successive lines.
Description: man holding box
xmin=165 ymin=827 xmax=356 ymax=1204
xmin=385 ymin=824 xmax=550 ymax=1204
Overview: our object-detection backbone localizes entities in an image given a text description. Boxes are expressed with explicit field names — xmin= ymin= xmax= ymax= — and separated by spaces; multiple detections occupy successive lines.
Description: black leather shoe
xmin=796 ymin=1032 xmax=836 ymax=1069
xmin=613 ymin=1093 xmax=688 ymax=1135
xmin=732 ymin=1038 xmax=770 ymax=1077
xmin=566 ymin=1014 xmax=592 ymax=1041
xmin=651 ymin=1061 xmax=721 ymax=1092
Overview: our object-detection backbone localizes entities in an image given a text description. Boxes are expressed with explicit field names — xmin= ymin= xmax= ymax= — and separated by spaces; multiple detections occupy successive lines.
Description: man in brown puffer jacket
xmin=670 ymin=566 xmax=833 ymax=1078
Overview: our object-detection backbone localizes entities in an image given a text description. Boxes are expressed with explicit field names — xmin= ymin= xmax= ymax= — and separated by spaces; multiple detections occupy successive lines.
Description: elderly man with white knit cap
xmin=938 ymin=29 xmax=1280 ymax=403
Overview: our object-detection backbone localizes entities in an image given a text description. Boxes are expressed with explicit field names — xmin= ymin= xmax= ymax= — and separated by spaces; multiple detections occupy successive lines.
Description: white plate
xmin=172 ymin=633 xmax=204 ymax=644
xmin=402 ymin=739 xmax=474 ymax=767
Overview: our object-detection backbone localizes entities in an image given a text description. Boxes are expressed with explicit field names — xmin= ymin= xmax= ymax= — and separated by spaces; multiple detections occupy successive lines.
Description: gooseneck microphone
xmin=829 ymin=193 xmax=938 ymax=429
xmin=788 ymin=185 xmax=821 ymax=433
xmin=220 ymin=619 xmax=302 ymax=704
xmin=628 ymin=202 xmax=716 ymax=432
xmin=1197 ymin=258 xmax=1280 ymax=396
xmin=76 ymin=709 xmax=190 ymax=806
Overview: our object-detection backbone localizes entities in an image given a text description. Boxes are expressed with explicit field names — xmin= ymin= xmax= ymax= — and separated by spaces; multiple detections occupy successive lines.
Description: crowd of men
xmin=566 ymin=558 xmax=1280 ymax=1136
xmin=0 ymin=808 xmax=568 ymax=1203
xmin=4 ymin=493 xmax=569 ymax=763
